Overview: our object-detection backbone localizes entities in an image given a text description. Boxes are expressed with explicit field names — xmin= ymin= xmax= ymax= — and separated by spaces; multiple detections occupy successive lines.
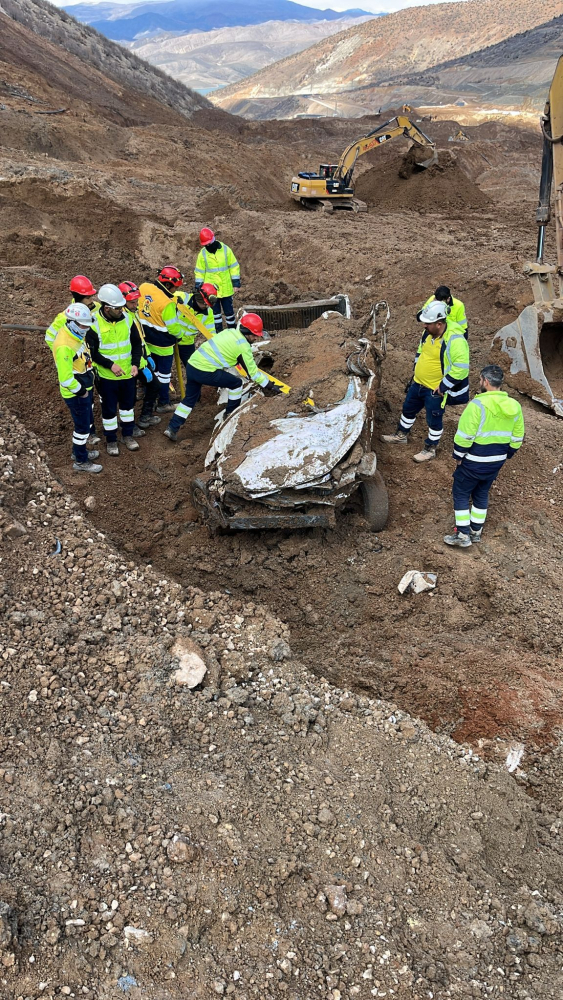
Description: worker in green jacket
xmin=163 ymin=313 xmax=280 ymax=442
xmin=195 ymin=228 xmax=240 ymax=333
xmin=419 ymin=285 xmax=468 ymax=338
xmin=381 ymin=300 xmax=470 ymax=462
xmin=172 ymin=283 xmax=217 ymax=374
xmin=444 ymin=364 xmax=524 ymax=547
xmin=51 ymin=302 xmax=102 ymax=474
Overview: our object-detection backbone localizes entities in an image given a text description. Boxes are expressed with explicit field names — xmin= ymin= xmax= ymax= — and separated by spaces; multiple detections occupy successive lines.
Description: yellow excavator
xmin=290 ymin=115 xmax=437 ymax=213
xmin=494 ymin=56 xmax=563 ymax=416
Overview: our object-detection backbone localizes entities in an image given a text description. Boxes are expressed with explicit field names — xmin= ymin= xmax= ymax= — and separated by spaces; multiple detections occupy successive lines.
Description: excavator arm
xmin=335 ymin=115 xmax=436 ymax=187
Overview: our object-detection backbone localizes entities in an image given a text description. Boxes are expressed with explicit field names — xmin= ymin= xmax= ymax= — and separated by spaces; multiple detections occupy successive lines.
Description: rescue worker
xmin=163 ymin=313 xmax=280 ymax=442
xmin=381 ymin=300 xmax=469 ymax=462
xmin=445 ymin=365 xmax=524 ymax=548
xmin=51 ymin=302 xmax=102 ymax=474
xmin=173 ymin=283 xmax=217 ymax=374
xmin=195 ymin=228 xmax=240 ymax=333
xmin=86 ymin=284 xmax=142 ymax=456
xmin=45 ymin=274 xmax=98 ymax=351
xmin=420 ymin=285 xmax=468 ymax=338
xmin=137 ymin=266 xmax=185 ymax=423
xmin=118 ymin=281 xmax=157 ymax=437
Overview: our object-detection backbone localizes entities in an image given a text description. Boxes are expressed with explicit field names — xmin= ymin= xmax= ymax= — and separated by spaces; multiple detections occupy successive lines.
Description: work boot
xmin=72 ymin=461 xmax=103 ymax=474
xmin=87 ymin=450 xmax=100 ymax=460
xmin=137 ymin=413 xmax=162 ymax=428
xmin=123 ymin=437 xmax=140 ymax=452
xmin=132 ymin=425 xmax=146 ymax=437
xmin=444 ymin=529 xmax=472 ymax=548
xmin=163 ymin=427 xmax=178 ymax=442
xmin=413 ymin=447 xmax=436 ymax=463
xmin=106 ymin=441 xmax=119 ymax=457
xmin=380 ymin=431 xmax=408 ymax=444
xmin=156 ymin=402 xmax=176 ymax=413
xmin=87 ymin=433 xmax=101 ymax=447
xmin=470 ymin=527 xmax=483 ymax=543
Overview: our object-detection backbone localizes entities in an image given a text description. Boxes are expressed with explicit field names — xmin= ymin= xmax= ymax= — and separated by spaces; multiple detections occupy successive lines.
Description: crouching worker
xmin=174 ymin=283 xmax=217 ymax=373
xmin=381 ymin=300 xmax=469 ymax=462
xmin=163 ymin=313 xmax=280 ymax=442
xmin=52 ymin=303 xmax=102 ymax=474
xmin=444 ymin=365 xmax=524 ymax=548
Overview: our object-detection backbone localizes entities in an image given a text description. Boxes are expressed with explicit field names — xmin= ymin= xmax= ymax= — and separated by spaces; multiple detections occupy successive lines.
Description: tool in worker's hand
xmin=173 ymin=344 xmax=185 ymax=399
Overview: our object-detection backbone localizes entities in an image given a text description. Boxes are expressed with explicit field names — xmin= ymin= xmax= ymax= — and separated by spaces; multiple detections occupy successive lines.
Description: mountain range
xmin=63 ymin=0 xmax=375 ymax=41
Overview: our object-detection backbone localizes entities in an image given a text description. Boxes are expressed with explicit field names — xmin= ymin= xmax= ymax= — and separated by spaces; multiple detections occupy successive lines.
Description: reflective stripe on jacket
xmin=171 ymin=293 xmax=215 ymax=345
xmin=46 ymin=301 xmax=99 ymax=351
xmin=90 ymin=310 xmax=134 ymax=380
xmin=453 ymin=391 xmax=524 ymax=470
xmin=189 ymin=326 xmax=268 ymax=386
xmin=415 ymin=320 xmax=469 ymax=404
xmin=138 ymin=281 xmax=181 ymax=355
xmin=52 ymin=325 xmax=94 ymax=399
xmin=194 ymin=243 xmax=240 ymax=298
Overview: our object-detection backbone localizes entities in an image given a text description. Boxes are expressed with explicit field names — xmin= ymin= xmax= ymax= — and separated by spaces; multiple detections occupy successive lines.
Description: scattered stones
xmin=171 ymin=637 xmax=207 ymax=688
xmin=166 ymin=834 xmax=198 ymax=864
xmin=325 ymin=885 xmax=347 ymax=917
xmin=4 ymin=521 xmax=27 ymax=540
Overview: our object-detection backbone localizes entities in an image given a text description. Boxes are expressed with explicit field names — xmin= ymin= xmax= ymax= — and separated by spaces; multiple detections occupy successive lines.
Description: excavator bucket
xmin=493 ymin=301 xmax=563 ymax=417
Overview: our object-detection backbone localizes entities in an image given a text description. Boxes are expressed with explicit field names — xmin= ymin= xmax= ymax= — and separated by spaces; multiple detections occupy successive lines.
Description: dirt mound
xmin=356 ymin=150 xmax=491 ymax=215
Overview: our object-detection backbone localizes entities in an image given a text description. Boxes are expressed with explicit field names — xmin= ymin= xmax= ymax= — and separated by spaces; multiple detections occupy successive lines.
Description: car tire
xmin=360 ymin=472 xmax=388 ymax=532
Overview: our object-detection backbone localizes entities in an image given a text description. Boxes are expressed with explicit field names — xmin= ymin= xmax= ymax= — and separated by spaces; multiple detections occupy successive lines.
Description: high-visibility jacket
xmin=87 ymin=308 xmax=141 ymax=381
xmin=194 ymin=243 xmax=240 ymax=298
xmin=414 ymin=320 xmax=469 ymax=404
xmin=189 ymin=325 xmax=269 ymax=387
xmin=453 ymin=391 xmax=524 ymax=472
xmin=423 ymin=295 xmax=467 ymax=334
xmin=127 ymin=309 xmax=152 ymax=368
xmin=138 ymin=281 xmax=182 ymax=356
xmin=52 ymin=325 xmax=94 ymax=399
xmin=172 ymin=293 xmax=215 ymax=345
xmin=45 ymin=301 xmax=99 ymax=352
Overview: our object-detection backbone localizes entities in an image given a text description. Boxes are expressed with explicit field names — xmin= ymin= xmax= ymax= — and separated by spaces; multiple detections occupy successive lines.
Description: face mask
xmin=69 ymin=321 xmax=88 ymax=339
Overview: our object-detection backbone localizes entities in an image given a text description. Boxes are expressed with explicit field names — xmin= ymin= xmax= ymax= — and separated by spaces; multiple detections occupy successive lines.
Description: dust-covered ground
xmin=1 ymin=31 xmax=563 ymax=998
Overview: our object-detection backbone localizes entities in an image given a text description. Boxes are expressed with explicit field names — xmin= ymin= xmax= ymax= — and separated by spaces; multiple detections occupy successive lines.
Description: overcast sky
xmin=59 ymin=0 xmax=470 ymax=10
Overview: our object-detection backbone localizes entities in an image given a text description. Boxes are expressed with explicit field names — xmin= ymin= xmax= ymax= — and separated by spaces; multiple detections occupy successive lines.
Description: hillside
xmin=213 ymin=0 xmax=563 ymax=117
xmin=129 ymin=17 xmax=371 ymax=93
xmin=64 ymin=0 xmax=374 ymax=41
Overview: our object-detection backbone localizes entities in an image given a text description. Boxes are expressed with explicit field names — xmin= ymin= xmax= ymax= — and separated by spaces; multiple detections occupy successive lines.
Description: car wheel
xmin=360 ymin=472 xmax=388 ymax=532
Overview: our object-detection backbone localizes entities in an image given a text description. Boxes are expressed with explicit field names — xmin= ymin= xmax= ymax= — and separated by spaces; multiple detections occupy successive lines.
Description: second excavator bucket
xmin=493 ymin=299 xmax=563 ymax=418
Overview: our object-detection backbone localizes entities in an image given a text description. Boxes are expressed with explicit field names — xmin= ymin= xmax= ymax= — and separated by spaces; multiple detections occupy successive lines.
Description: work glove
xmin=141 ymin=367 xmax=153 ymax=384
xmin=262 ymin=382 xmax=283 ymax=397
xmin=147 ymin=356 xmax=156 ymax=371
xmin=75 ymin=387 xmax=88 ymax=398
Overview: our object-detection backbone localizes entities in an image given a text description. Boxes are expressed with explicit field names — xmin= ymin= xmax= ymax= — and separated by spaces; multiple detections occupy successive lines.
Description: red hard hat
xmin=118 ymin=280 xmax=141 ymax=302
xmin=69 ymin=274 xmax=97 ymax=296
xmin=199 ymin=227 xmax=215 ymax=246
xmin=239 ymin=312 xmax=264 ymax=337
xmin=157 ymin=266 xmax=184 ymax=288
xmin=198 ymin=282 xmax=218 ymax=306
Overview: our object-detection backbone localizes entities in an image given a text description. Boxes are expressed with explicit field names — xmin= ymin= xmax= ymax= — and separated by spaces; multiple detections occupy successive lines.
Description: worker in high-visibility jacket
xmin=45 ymin=274 xmax=98 ymax=352
xmin=137 ymin=265 xmax=184 ymax=424
xmin=195 ymin=228 xmax=240 ymax=333
xmin=86 ymin=284 xmax=143 ymax=457
xmin=118 ymin=281 xmax=157 ymax=438
xmin=419 ymin=285 xmax=468 ymax=339
xmin=51 ymin=302 xmax=102 ymax=474
xmin=444 ymin=364 xmax=524 ymax=547
xmin=163 ymin=313 xmax=281 ymax=442
xmin=381 ymin=300 xmax=470 ymax=462
xmin=173 ymin=283 xmax=217 ymax=374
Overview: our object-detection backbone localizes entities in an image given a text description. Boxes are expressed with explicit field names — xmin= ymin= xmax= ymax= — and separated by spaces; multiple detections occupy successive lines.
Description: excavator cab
xmin=319 ymin=163 xmax=338 ymax=178
xmin=493 ymin=55 xmax=563 ymax=416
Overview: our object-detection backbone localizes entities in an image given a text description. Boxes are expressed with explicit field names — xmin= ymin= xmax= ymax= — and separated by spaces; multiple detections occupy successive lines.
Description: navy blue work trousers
xmin=213 ymin=295 xmax=236 ymax=332
xmin=399 ymin=381 xmax=444 ymax=450
xmin=65 ymin=391 xmax=93 ymax=464
xmin=452 ymin=462 xmax=500 ymax=534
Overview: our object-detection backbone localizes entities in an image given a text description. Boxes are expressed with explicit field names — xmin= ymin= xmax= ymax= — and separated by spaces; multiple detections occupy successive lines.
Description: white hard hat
xmin=65 ymin=302 xmax=93 ymax=327
xmin=98 ymin=283 xmax=126 ymax=308
xmin=419 ymin=300 xmax=449 ymax=323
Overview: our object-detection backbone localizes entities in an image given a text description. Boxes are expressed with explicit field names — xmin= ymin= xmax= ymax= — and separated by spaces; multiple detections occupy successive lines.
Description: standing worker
xmin=420 ymin=285 xmax=468 ymax=339
xmin=86 ymin=284 xmax=142 ymax=456
xmin=118 ymin=280 xmax=156 ymax=437
xmin=45 ymin=275 xmax=98 ymax=351
xmin=444 ymin=365 xmax=524 ymax=548
xmin=51 ymin=303 xmax=102 ymax=474
xmin=195 ymin=229 xmax=240 ymax=333
xmin=381 ymin=300 xmax=469 ymax=462
xmin=163 ymin=313 xmax=280 ymax=442
xmin=137 ymin=266 xmax=185 ymax=424
xmin=174 ymin=283 xmax=217 ymax=374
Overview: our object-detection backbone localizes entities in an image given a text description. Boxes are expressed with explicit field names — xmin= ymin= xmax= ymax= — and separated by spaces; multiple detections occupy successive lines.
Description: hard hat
xmin=65 ymin=302 xmax=93 ymax=327
xmin=157 ymin=266 xmax=184 ymax=288
xmin=239 ymin=313 xmax=264 ymax=337
xmin=98 ymin=283 xmax=126 ymax=308
xmin=199 ymin=227 xmax=215 ymax=246
xmin=198 ymin=282 xmax=218 ymax=307
xmin=69 ymin=275 xmax=97 ymax=297
xmin=118 ymin=280 xmax=141 ymax=302
xmin=419 ymin=300 xmax=448 ymax=323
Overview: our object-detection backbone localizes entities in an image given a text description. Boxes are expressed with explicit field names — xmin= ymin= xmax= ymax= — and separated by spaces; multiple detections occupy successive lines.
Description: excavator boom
xmin=290 ymin=114 xmax=436 ymax=213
